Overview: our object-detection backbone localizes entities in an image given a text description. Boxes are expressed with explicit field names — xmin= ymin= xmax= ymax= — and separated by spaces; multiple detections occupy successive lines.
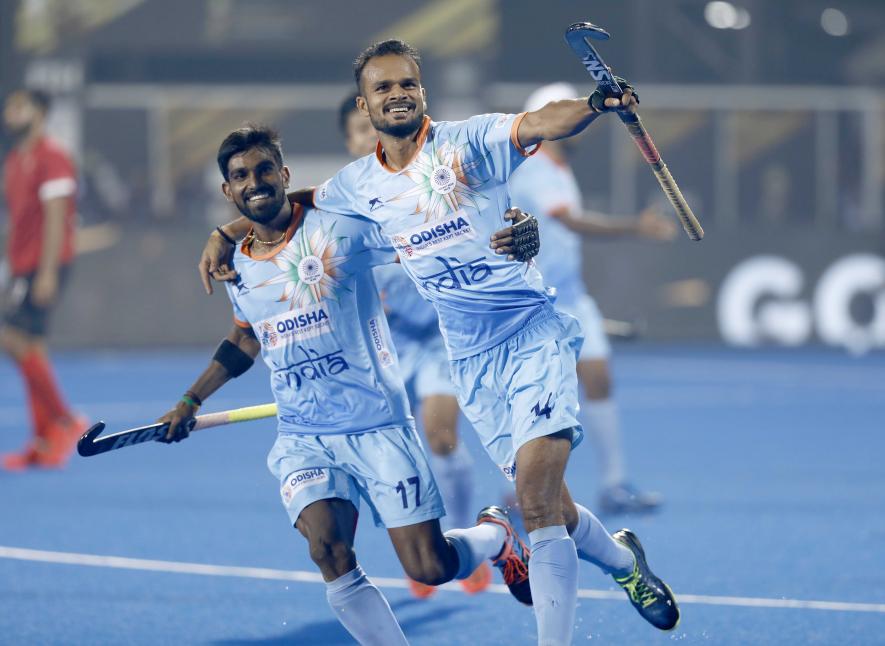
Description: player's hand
xmin=590 ymin=75 xmax=639 ymax=115
xmin=199 ymin=230 xmax=238 ymax=295
xmin=490 ymin=207 xmax=540 ymax=262
xmin=156 ymin=401 xmax=197 ymax=443
xmin=31 ymin=270 xmax=58 ymax=307
xmin=636 ymin=206 xmax=677 ymax=241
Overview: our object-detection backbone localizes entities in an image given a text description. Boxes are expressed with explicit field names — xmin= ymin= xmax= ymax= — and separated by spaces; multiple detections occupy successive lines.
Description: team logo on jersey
xmin=255 ymin=220 xmax=349 ymax=309
xmin=369 ymin=197 xmax=384 ymax=211
xmin=391 ymin=212 xmax=476 ymax=259
xmin=316 ymin=179 xmax=330 ymax=202
xmin=386 ymin=137 xmax=488 ymax=222
xmin=281 ymin=468 xmax=329 ymax=504
xmin=258 ymin=303 xmax=333 ymax=348
xmin=297 ymin=255 xmax=324 ymax=285
xmin=417 ymin=255 xmax=494 ymax=292
xmin=367 ymin=317 xmax=395 ymax=367
xmin=430 ymin=165 xmax=457 ymax=195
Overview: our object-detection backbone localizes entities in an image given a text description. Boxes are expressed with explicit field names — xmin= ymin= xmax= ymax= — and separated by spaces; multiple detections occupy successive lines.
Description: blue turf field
xmin=1 ymin=346 xmax=884 ymax=645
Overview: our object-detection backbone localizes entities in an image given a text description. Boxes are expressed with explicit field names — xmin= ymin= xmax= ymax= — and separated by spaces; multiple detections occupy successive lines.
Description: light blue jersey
xmin=225 ymin=204 xmax=412 ymax=435
xmin=508 ymin=149 xmax=585 ymax=304
xmin=373 ymin=263 xmax=457 ymax=401
xmin=314 ymin=113 xmax=551 ymax=360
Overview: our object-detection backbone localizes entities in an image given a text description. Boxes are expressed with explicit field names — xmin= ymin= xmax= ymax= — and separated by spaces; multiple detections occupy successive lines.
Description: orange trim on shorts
xmin=510 ymin=112 xmax=541 ymax=158
xmin=239 ymin=204 xmax=304 ymax=261
xmin=375 ymin=115 xmax=432 ymax=173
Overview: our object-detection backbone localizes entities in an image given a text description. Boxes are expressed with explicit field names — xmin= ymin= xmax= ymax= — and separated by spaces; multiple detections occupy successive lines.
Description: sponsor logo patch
xmin=368 ymin=318 xmax=395 ymax=367
xmin=258 ymin=303 xmax=332 ymax=348
xmin=281 ymin=468 xmax=329 ymax=504
xmin=391 ymin=212 xmax=476 ymax=259
xmin=500 ymin=463 xmax=517 ymax=481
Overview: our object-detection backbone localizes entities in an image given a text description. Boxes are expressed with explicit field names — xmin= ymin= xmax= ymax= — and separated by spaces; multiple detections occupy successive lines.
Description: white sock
xmin=528 ymin=525 xmax=579 ymax=646
xmin=444 ymin=522 xmax=507 ymax=579
xmin=580 ymin=398 xmax=625 ymax=489
xmin=569 ymin=503 xmax=634 ymax=576
xmin=430 ymin=441 xmax=474 ymax=530
xmin=325 ymin=565 xmax=408 ymax=646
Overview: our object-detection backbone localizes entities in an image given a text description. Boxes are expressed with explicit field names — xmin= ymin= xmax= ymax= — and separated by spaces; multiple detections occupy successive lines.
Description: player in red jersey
xmin=1 ymin=88 xmax=88 ymax=470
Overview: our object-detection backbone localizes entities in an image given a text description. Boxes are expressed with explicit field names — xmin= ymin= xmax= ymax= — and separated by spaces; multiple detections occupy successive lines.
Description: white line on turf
xmin=1 ymin=545 xmax=883 ymax=614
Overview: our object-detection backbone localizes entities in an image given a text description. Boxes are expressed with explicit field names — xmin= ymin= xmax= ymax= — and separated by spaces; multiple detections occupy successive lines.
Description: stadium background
xmin=2 ymin=0 xmax=883 ymax=349
xmin=1 ymin=2 xmax=884 ymax=645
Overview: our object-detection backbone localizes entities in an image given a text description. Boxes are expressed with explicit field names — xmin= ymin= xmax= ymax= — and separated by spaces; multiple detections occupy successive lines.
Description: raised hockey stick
xmin=565 ymin=21 xmax=704 ymax=241
xmin=77 ymin=403 xmax=278 ymax=457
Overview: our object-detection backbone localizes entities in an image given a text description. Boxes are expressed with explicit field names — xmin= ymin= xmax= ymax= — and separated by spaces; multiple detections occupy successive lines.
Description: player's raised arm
xmin=156 ymin=324 xmax=259 ymax=442
xmin=516 ymin=81 xmax=638 ymax=148
xmin=550 ymin=205 xmax=677 ymax=241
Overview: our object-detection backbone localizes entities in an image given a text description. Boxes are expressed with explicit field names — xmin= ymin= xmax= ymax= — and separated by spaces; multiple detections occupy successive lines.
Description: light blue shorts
xmin=450 ymin=307 xmax=584 ymax=482
xmin=555 ymin=293 xmax=610 ymax=361
xmin=396 ymin=334 xmax=458 ymax=401
xmin=267 ymin=424 xmax=446 ymax=528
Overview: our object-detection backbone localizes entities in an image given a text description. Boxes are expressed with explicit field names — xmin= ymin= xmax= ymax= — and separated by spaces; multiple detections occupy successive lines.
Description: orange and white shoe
xmin=37 ymin=415 xmax=89 ymax=468
xmin=459 ymin=561 xmax=492 ymax=595
xmin=407 ymin=576 xmax=437 ymax=599
xmin=476 ymin=505 xmax=533 ymax=605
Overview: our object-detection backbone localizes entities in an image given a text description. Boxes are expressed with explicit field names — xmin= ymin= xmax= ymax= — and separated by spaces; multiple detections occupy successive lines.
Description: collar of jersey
xmin=375 ymin=115 xmax=431 ymax=173
xmin=240 ymin=203 xmax=304 ymax=260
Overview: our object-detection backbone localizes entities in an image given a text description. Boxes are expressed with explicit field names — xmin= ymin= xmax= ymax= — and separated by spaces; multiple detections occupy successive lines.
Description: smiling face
xmin=222 ymin=147 xmax=290 ymax=224
xmin=356 ymin=54 xmax=426 ymax=138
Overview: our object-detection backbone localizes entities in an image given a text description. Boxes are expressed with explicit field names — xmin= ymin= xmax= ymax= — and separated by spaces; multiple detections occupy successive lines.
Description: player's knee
xmin=308 ymin=537 xmax=356 ymax=576
xmin=584 ymin=372 xmax=611 ymax=399
xmin=519 ymin=493 xmax=563 ymax=532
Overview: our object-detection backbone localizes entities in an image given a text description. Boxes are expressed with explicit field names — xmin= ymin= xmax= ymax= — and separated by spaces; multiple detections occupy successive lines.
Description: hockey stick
xmin=565 ymin=22 xmax=705 ymax=241
xmin=77 ymin=403 xmax=278 ymax=457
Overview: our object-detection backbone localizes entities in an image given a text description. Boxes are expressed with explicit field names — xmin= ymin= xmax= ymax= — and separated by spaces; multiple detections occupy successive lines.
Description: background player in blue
xmin=339 ymin=93 xmax=488 ymax=599
xmin=510 ymin=82 xmax=678 ymax=515
xmin=202 ymin=41 xmax=681 ymax=643
xmin=159 ymin=126 xmax=534 ymax=646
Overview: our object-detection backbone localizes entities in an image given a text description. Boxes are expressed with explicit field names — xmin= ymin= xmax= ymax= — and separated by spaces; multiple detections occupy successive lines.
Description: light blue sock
xmin=430 ymin=442 xmax=474 ymax=530
xmin=570 ymin=503 xmax=634 ymax=577
xmin=445 ymin=521 xmax=507 ymax=579
xmin=325 ymin=565 xmax=408 ymax=646
xmin=528 ymin=525 xmax=578 ymax=646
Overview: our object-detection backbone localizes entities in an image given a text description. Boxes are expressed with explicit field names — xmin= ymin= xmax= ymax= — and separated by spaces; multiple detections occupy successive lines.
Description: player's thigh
xmin=336 ymin=425 xmax=446 ymax=530
xmin=267 ymin=434 xmax=362 ymax=529
xmin=504 ymin=311 xmax=584 ymax=463
xmin=420 ymin=394 xmax=460 ymax=454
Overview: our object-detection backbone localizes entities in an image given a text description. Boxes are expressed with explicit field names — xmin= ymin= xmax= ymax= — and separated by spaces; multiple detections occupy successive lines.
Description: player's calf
xmin=389 ymin=519 xmax=459 ymax=586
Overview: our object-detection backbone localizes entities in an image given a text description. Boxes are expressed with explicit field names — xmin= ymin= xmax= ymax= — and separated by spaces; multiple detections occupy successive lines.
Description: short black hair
xmin=337 ymin=92 xmax=361 ymax=135
xmin=216 ymin=124 xmax=283 ymax=181
xmin=353 ymin=39 xmax=421 ymax=91
xmin=11 ymin=88 xmax=51 ymax=114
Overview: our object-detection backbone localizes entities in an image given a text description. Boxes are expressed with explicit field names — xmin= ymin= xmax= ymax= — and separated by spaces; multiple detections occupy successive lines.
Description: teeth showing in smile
xmin=389 ymin=106 xmax=410 ymax=113
xmin=248 ymin=193 xmax=271 ymax=202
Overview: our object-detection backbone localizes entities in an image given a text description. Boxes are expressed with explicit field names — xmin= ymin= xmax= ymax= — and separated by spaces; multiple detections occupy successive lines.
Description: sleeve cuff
xmin=233 ymin=316 xmax=251 ymax=329
xmin=38 ymin=177 xmax=77 ymax=201
xmin=510 ymin=112 xmax=541 ymax=158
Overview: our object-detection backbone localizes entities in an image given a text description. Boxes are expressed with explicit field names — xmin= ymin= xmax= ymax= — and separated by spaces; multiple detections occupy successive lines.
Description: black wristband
xmin=215 ymin=226 xmax=237 ymax=245
xmin=213 ymin=339 xmax=254 ymax=378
